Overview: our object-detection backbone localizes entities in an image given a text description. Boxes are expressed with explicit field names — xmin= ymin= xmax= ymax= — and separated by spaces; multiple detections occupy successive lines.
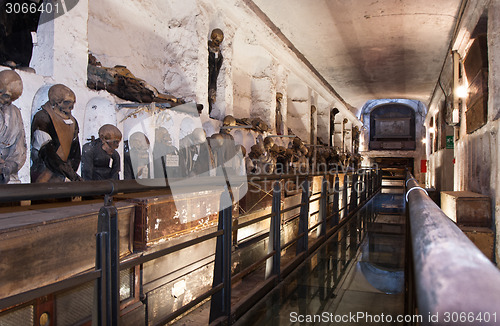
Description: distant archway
xmin=368 ymin=103 xmax=416 ymax=150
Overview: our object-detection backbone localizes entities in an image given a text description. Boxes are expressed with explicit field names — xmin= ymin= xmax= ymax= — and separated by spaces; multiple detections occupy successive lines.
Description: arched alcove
xmin=369 ymin=104 xmax=416 ymax=150
xmin=83 ymin=97 xmax=118 ymax=143
xmin=31 ymin=84 xmax=52 ymax=120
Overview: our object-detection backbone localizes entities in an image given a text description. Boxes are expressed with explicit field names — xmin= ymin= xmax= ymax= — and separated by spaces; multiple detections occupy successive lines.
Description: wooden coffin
xmin=440 ymin=191 xmax=491 ymax=227
xmin=116 ymin=189 xmax=223 ymax=250
xmin=0 ymin=201 xmax=135 ymax=300
xmin=460 ymin=226 xmax=494 ymax=261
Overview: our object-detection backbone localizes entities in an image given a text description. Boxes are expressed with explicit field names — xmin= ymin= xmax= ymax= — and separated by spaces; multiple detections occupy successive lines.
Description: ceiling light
xmin=456 ymin=85 xmax=468 ymax=99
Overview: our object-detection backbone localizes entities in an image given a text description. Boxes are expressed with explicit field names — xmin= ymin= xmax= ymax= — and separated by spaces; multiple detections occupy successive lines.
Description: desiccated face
xmin=276 ymin=92 xmax=283 ymax=102
xmin=223 ymin=115 xmax=236 ymax=127
xmin=99 ymin=124 xmax=122 ymax=154
xmin=210 ymin=29 xmax=224 ymax=47
xmin=155 ymin=127 xmax=172 ymax=144
xmin=263 ymin=136 xmax=274 ymax=151
xmin=210 ymin=134 xmax=224 ymax=149
xmin=49 ymin=84 xmax=76 ymax=119
xmin=191 ymin=128 xmax=206 ymax=145
xmin=0 ymin=70 xmax=23 ymax=107
xmin=129 ymin=132 xmax=150 ymax=153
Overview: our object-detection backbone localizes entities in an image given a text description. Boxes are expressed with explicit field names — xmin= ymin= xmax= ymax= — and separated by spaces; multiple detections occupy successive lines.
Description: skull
xmin=210 ymin=28 xmax=224 ymax=47
xmin=0 ymin=70 xmax=23 ymax=107
xmin=209 ymin=133 xmax=224 ymax=149
xmin=263 ymin=136 xmax=274 ymax=151
xmin=276 ymin=92 xmax=283 ymax=102
xmin=155 ymin=127 xmax=172 ymax=145
xmin=129 ymin=132 xmax=150 ymax=153
xmin=99 ymin=124 xmax=122 ymax=154
xmin=191 ymin=128 xmax=206 ymax=145
xmin=48 ymin=84 xmax=76 ymax=119
xmin=223 ymin=115 xmax=236 ymax=127
xmin=292 ymin=137 xmax=302 ymax=148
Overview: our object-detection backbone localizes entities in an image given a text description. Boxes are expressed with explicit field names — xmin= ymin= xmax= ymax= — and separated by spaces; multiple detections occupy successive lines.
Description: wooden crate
xmin=0 ymin=201 xmax=135 ymax=300
xmin=116 ymin=189 xmax=223 ymax=250
xmin=440 ymin=191 xmax=491 ymax=227
xmin=460 ymin=226 xmax=494 ymax=261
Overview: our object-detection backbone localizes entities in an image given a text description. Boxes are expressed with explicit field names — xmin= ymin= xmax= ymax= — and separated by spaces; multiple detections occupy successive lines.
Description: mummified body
xmin=0 ymin=70 xmax=26 ymax=184
xmin=31 ymin=84 xmax=82 ymax=182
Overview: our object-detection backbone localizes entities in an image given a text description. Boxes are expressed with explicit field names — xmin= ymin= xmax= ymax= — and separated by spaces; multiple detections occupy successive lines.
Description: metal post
xmin=296 ymin=178 xmax=310 ymax=255
xmin=266 ymin=181 xmax=282 ymax=279
xmin=342 ymin=175 xmax=348 ymax=218
xmin=360 ymin=171 xmax=367 ymax=203
xmin=349 ymin=173 xmax=358 ymax=212
xmin=97 ymin=195 xmax=120 ymax=326
xmin=317 ymin=177 xmax=328 ymax=238
xmin=331 ymin=174 xmax=340 ymax=227
xmin=368 ymin=170 xmax=373 ymax=197
xmin=209 ymin=189 xmax=233 ymax=323
xmin=94 ymin=232 xmax=108 ymax=326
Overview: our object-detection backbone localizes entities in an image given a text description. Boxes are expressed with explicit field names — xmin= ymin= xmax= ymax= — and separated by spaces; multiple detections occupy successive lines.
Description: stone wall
xmin=425 ymin=0 xmax=500 ymax=263
xmin=5 ymin=0 xmax=361 ymax=183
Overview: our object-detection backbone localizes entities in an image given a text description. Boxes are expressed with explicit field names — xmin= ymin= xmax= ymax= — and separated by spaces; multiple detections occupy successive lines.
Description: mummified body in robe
xmin=81 ymin=124 xmax=122 ymax=180
xmin=208 ymin=29 xmax=224 ymax=115
xmin=179 ymin=128 xmax=215 ymax=177
xmin=0 ymin=70 xmax=26 ymax=184
xmin=124 ymin=132 xmax=150 ymax=180
xmin=153 ymin=127 xmax=180 ymax=179
xmin=31 ymin=84 xmax=82 ymax=182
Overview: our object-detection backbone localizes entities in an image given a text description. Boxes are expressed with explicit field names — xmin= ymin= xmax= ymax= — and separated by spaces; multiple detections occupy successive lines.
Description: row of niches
xmin=1 ymin=70 xmax=361 ymax=185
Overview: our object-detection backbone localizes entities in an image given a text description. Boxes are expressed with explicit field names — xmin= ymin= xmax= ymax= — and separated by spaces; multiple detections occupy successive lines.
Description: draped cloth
xmin=0 ymin=104 xmax=26 ymax=183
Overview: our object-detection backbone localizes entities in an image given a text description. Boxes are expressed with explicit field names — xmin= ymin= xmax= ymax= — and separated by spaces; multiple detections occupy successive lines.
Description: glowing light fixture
xmin=455 ymin=85 xmax=468 ymax=99
xmin=422 ymin=138 xmax=427 ymax=144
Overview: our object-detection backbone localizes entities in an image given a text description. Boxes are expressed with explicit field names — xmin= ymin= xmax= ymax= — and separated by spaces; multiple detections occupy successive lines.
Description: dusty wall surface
xmin=425 ymin=0 xmax=500 ymax=264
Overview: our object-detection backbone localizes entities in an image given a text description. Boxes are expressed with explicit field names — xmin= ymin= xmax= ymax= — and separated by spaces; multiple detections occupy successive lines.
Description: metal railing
xmin=405 ymin=172 xmax=500 ymax=324
xmin=0 ymin=169 xmax=382 ymax=325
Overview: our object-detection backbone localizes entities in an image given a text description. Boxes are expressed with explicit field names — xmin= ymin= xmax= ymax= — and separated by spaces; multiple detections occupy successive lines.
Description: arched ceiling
xmin=248 ymin=0 xmax=465 ymax=115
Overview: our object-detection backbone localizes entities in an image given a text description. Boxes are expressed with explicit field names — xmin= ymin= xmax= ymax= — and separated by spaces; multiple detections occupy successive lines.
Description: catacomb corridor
xmin=1 ymin=0 xmax=500 ymax=325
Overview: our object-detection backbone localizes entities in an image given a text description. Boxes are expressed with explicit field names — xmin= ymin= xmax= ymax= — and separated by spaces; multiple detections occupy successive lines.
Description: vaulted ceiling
xmin=249 ymin=0 xmax=465 ymax=115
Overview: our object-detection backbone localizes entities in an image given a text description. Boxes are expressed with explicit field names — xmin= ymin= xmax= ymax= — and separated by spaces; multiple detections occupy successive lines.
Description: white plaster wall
xmin=87 ymin=0 xmax=203 ymax=103
xmin=425 ymin=0 xmax=500 ymax=264
xmin=287 ymin=81 xmax=310 ymax=141
xmin=10 ymin=0 xmax=362 ymax=185
xmin=316 ymin=96 xmax=330 ymax=145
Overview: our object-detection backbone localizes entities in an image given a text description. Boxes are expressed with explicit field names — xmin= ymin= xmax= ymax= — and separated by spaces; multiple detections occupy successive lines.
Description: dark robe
xmin=31 ymin=107 xmax=81 ymax=182
xmin=81 ymin=138 xmax=120 ymax=180
xmin=209 ymin=133 xmax=236 ymax=176
xmin=178 ymin=137 xmax=215 ymax=177
xmin=123 ymin=141 xmax=150 ymax=180
xmin=208 ymin=41 xmax=223 ymax=114
xmin=153 ymin=142 xmax=180 ymax=179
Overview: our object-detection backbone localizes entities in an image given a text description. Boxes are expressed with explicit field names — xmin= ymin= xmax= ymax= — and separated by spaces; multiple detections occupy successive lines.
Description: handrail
xmin=0 ymin=170 xmax=375 ymax=202
xmin=405 ymin=172 xmax=500 ymax=321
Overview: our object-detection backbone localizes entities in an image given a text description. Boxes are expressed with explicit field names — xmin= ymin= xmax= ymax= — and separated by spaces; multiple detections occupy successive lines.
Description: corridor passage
xmin=235 ymin=185 xmax=406 ymax=325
